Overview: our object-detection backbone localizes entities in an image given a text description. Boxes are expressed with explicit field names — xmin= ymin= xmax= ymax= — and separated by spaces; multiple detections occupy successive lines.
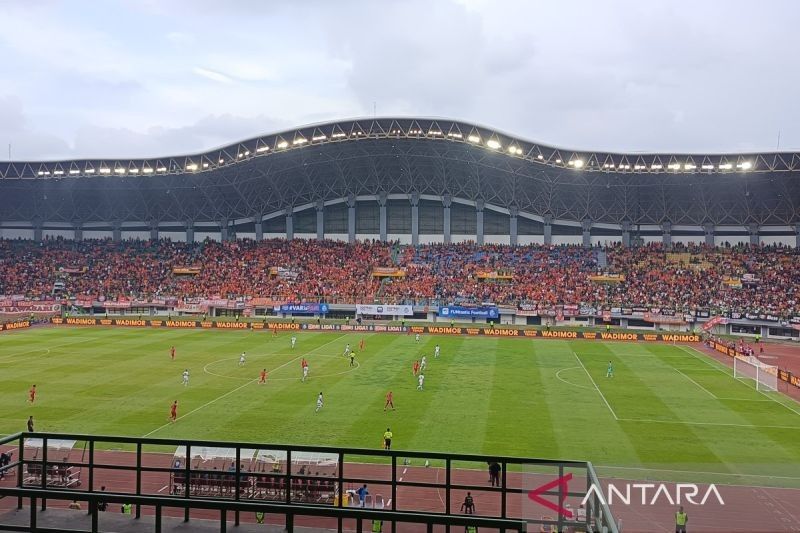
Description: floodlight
xmin=684 ymin=163 xmax=696 ymax=170
xmin=277 ymin=141 xmax=289 ymax=149
xmin=468 ymin=135 xmax=481 ymax=143
xmin=99 ymin=168 xmax=111 ymax=174
xmin=487 ymin=139 xmax=501 ymax=150
xmin=738 ymin=161 xmax=752 ymax=170
xmin=186 ymin=163 xmax=198 ymax=171
xmin=114 ymin=168 xmax=126 ymax=174
xmin=69 ymin=169 xmax=80 ymax=175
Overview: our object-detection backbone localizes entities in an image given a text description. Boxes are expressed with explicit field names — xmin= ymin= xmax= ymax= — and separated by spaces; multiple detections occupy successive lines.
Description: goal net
xmin=733 ymin=356 xmax=778 ymax=392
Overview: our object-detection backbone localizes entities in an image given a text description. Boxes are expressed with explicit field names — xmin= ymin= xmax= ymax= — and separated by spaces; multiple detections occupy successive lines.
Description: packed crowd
xmin=0 ymin=238 xmax=798 ymax=315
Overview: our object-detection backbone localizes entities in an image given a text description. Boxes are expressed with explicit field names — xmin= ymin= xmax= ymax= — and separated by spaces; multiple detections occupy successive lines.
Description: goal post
xmin=733 ymin=356 xmax=778 ymax=392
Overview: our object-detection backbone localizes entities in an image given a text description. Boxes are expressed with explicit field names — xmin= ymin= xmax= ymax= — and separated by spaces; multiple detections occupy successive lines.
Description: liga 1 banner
xmin=355 ymin=304 xmax=413 ymax=316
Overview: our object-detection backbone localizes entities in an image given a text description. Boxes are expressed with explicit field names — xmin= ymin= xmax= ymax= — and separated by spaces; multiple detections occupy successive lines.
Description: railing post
xmin=17 ymin=435 xmax=24 ymax=509
xmin=87 ymin=439 xmax=95 ymax=516
xmin=155 ymin=504 xmax=162 ymax=533
xmin=445 ymin=457 xmax=451 ymax=533
xmin=338 ymin=450 xmax=344 ymax=533
xmin=220 ymin=509 xmax=227 ymax=533
xmin=234 ymin=446 xmax=241 ymax=527
xmin=501 ymin=460 xmax=507 ymax=518
xmin=30 ymin=496 xmax=36 ymax=531
xmin=40 ymin=437 xmax=47 ymax=511
xmin=91 ymin=497 xmax=98 ymax=533
xmin=285 ymin=449 xmax=292 ymax=531
xmin=557 ymin=464 xmax=565 ymax=533
xmin=391 ymin=453 xmax=397 ymax=533
xmin=135 ymin=442 xmax=142 ymax=519
xmin=184 ymin=443 xmax=191 ymax=523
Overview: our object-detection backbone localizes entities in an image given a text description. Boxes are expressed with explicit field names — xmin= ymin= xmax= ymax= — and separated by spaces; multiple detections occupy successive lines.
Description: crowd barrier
xmin=708 ymin=339 xmax=800 ymax=390
xmin=49 ymin=317 xmax=700 ymax=343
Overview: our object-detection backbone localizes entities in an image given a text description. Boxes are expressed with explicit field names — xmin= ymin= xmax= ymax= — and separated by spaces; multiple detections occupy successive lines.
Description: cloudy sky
xmin=1 ymin=0 xmax=798 ymax=160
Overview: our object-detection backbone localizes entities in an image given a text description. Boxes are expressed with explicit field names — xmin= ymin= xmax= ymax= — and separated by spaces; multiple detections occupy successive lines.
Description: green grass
xmin=2 ymin=327 xmax=800 ymax=487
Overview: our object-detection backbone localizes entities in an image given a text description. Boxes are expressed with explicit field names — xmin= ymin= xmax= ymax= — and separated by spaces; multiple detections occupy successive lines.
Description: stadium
xmin=1 ymin=117 xmax=800 ymax=533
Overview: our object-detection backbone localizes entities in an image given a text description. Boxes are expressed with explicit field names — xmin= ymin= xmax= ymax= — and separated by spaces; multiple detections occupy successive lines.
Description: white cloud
xmin=192 ymin=67 xmax=234 ymax=84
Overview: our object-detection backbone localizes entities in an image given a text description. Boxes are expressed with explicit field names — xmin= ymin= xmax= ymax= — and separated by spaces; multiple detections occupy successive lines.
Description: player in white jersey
xmin=291 ymin=335 xmax=297 ymax=349
xmin=239 ymin=352 xmax=246 ymax=366
xmin=182 ymin=369 xmax=189 ymax=386
xmin=420 ymin=355 xmax=427 ymax=372
xmin=417 ymin=374 xmax=425 ymax=390
xmin=415 ymin=333 xmax=420 ymax=343
xmin=434 ymin=344 xmax=440 ymax=358
xmin=343 ymin=344 xmax=351 ymax=356
xmin=315 ymin=392 xmax=324 ymax=412
xmin=302 ymin=365 xmax=309 ymax=382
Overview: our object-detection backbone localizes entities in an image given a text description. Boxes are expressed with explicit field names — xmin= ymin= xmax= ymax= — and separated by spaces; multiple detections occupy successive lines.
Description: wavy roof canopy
xmin=1 ymin=117 xmax=799 ymax=179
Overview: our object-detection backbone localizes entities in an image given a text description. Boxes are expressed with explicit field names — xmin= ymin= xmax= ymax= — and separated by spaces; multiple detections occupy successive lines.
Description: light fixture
xmin=130 ymin=168 xmax=139 ymax=174
xmin=447 ymin=132 xmax=462 ymax=138
xmin=468 ymin=135 xmax=481 ymax=143
xmin=537 ymin=154 xmax=543 ymax=160
xmin=487 ymin=139 xmax=501 ymax=150
xmin=555 ymin=158 xmax=562 ymax=163
xmin=277 ymin=140 xmax=289 ymax=149
xmin=143 ymin=167 xmax=154 ymax=174
xmin=157 ymin=166 xmax=167 ymax=172
xmin=331 ymin=132 xmax=346 ymax=138
xmin=650 ymin=164 xmax=662 ymax=170
xmin=701 ymin=164 xmax=714 ymax=170
xmin=54 ymin=170 xmax=64 ymax=175
xmin=684 ymin=163 xmax=696 ymax=170
xmin=570 ymin=159 xmax=584 ymax=168
xmin=86 ymin=168 xmax=96 ymax=174
xmin=668 ymin=163 xmax=681 ymax=170
xmin=737 ymin=161 xmax=752 ymax=170
xmin=99 ymin=168 xmax=111 ymax=174
xmin=114 ymin=168 xmax=126 ymax=174
xmin=428 ymin=130 xmax=442 ymax=135
xmin=186 ymin=163 xmax=198 ymax=171
xmin=312 ymin=135 xmax=327 ymax=141
xmin=218 ymin=158 xmax=225 ymax=163
xmin=69 ymin=169 xmax=80 ymax=175
xmin=292 ymin=138 xmax=307 ymax=145
xmin=718 ymin=163 xmax=732 ymax=170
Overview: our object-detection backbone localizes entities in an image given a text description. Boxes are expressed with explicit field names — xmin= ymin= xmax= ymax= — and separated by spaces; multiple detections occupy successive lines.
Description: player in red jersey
xmin=384 ymin=391 xmax=395 ymax=411
xmin=359 ymin=338 xmax=365 ymax=351
xmin=169 ymin=401 xmax=178 ymax=422
xmin=259 ymin=368 xmax=268 ymax=384
xmin=28 ymin=385 xmax=37 ymax=404
xmin=412 ymin=361 xmax=420 ymax=376
xmin=272 ymin=328 xmax=278 ymax=338
xmin=301 ymin=358 xmax=308 ymax=370
xmin=170 ymin=346 xmax=175 ymax=360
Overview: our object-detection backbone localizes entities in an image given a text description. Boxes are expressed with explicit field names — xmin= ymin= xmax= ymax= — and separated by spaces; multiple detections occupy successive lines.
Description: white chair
xmin=374 ymin=494 xmax=385 ymax=509
xmin=364 ymin=494 xmax=374 ymax=508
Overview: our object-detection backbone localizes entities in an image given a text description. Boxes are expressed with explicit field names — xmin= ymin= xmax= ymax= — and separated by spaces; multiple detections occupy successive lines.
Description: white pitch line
xmin=573 ymin=352 xmax=619 ymax=420
xmin=143 ymin=334 xmax=348 ymax=437
xmin=597 ymin=464 xmax=800 ymax=482
xmin=157 ymin=485 xmax=169 ymax=493
xmin=674 ymin=368 xmax=718 ymax=399
xmin=402 ymin=468 xmax=407 ymax=475
xmin=679 ymin=346 xmax=800 ymax=418
xmin=555 ymin=366 xmax=594 ymax=391
xmin=618 ymin=417 xmax=800 ymax=430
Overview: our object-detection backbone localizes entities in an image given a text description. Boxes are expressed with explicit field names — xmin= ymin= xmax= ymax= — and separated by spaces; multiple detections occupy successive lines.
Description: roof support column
xmin=286 ymin=210 xmax=294 ymax=241
xmin=622 ymin=221 xmax=632 ymax=248
xmin=703 ymin=223 xmax=715 ymax=247
xmin=543 ymin=215 xmax=553 ymax=246
xmin=185 ymin=221 xmax=195 ymax=244
xmin=254 ymin=217 xmax=263 ymax=241
xmin=219 ymin=218 xmax=229 ymax=242
xmin=347 ymin=195 xmax=356 ymax=244
xmin=476 ymin=199 xmax=485 ymax=245
xmin=796 ymin=223 xmax=800 ymax=249
xmin=149 ymin=220 xmax=159 ymax=241
xmin=378 ymin=193 xmax=387 ymax=243
xmin=410 ymin=192 xmax=420 ymax=247
xmin=443 ymin=195 xmax=452 ymax=245
xmin=73 ymin=222 xmax=83 ymax=241
xmin=32 ymin=218 xmax=43 ymax=243
xmin=509 ymin=207 xmax=518 ymax=247
xmin=661 ymin=221 xmax=672 ymax=248
xmin=582 ymin=219 xmax=592 ymax=248
xmin=316 ymin=201 xmax=324 ymax=240
xmin=748 ymin=223 xmax=759 ymax=246
xmin=112 ymin=221 xmax=122 ymax=243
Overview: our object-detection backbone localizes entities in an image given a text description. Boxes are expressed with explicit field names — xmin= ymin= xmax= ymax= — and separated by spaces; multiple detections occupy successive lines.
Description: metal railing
xmin=0 ymin=432 xmax=619 ymax=533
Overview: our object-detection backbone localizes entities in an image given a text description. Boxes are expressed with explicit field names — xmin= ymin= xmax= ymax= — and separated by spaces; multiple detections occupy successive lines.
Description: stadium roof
xmin=1 ymin=117 xmax=800 ymax=179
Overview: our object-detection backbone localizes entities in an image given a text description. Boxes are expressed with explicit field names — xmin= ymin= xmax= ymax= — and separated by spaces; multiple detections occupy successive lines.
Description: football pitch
xmin=2 ymin=326 xmax=800 ymax=487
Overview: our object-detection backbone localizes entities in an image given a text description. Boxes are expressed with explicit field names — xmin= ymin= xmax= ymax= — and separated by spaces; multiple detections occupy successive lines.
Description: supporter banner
xmin=269 ymin=267 xmax=299 ymax=280
xmin=643 ymin=312 xmax=686 ymax=325
xmin=477 ymin=271 xmax=513 ymax=280
xmin=279 ymin=303 xmax=329 ymax=314
xmin=702 ymin=316 xmax=726 ymax=331
xmin=355 ymin=304 xmax=413 ymax=316
xmin=588 ymin=273 xmax=625 ymax=282
xmin=57 ymin=267 xmax=87 ymax=275
xmin=371 ymin=267 xmax=406 ymax=278
xmin=173 ymin=267 xmax=201 ymax=275
xmin=0 ymin=303 xmax=60 ymax=313
xmin=438 ymin=306 xmax=499 ymax=319
xmin=0 ymin=320 xmax=31 ymax=332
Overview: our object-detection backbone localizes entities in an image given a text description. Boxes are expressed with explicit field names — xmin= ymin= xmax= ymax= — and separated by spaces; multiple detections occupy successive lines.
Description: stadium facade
xmin=1 ymin=117 xmax=799 ymax=247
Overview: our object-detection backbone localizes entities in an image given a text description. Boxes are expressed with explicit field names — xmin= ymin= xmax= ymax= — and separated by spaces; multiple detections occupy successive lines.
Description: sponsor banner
xmin=438 ymin=306 xmax=499 ymax=319
xmin=0 ymin=320 xmax=31 ymax=332
xmin=643 ymin=312 xmax=686 ymax=325
xmin=371 ymin=267 xmax=406 ymax=278
xmin=355 ymin=304 xmax=413 ymax=316
xmin=279 ymin=303 xmax=329 ymax=314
